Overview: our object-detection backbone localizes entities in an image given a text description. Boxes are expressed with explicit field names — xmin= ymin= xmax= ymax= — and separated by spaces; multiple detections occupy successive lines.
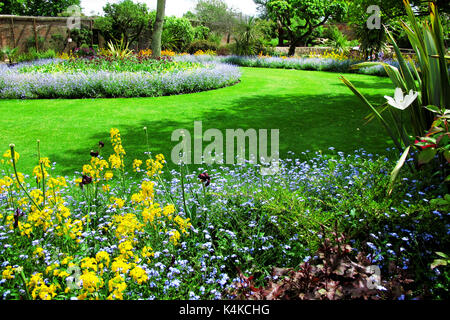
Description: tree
xmin=345 ymin=0 xmax=450 ymax=58
xmin=266 ymin=0 xmax=346 ymax=56
xmin=254 ymin=0 xmax=285 ymax=46
xmin=193 ymin=0 xmax=238 ymax=43
xmin=0 ymin=0 xmax=81 ymax=16
xmin=151 ymin=0 xmax=166 ymax=58
xmin=95 ymin=0 xmax=150 ymax=46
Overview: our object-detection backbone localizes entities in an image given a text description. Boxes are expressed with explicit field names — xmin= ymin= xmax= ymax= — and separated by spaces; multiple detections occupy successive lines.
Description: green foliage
xmin=266 ymin=0 xmax=347 ymax=56
xmin=232 ymin=17 xmax=275 ymax=56
xmin=193 ymin=0 xmax=238 ymax=35
xmin=16 ymin=48 xmax=56 ymax=63
xmin=0 ymin=46 xmax=18 ymax=64
xmin=94 ymin=0 xmax=150 ymax=46
xmin=18 ymin=55 xmax=200 ymax=74
xmin=0 ymin=0 xmax=80 ymax=16
xmin=187 ymin=40 xmax=219 ymax=54
xmin=193 ymin=25 xmax=211 ymax=41
xmin=49 ymin=34 xmax=65 ymax=52
xmin=25 ymin=35 xmax=45 ymax=52
xmin=160 ymin=16 xmax=195 ymax=52
xmin=105 ymin=38 xmax=133 ymax=59
xmin=414 ymin=107 xmax=450 ymax=180
xmin=70 ymin=26 xmax=93 ymax=47
xmin=325 ymin=26 xmax=351 ymax=54
xmin=353 ymin=23 xmax=386 ymax=59
xmin=341 ymin=0 xmax=450 ymax=193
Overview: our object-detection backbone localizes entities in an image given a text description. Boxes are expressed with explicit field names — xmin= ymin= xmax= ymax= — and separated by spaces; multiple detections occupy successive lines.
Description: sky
xmin=80 ymin=0 xmax=259 ymax=17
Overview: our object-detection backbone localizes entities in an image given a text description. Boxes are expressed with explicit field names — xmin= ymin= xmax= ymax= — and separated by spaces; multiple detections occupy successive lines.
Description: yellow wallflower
xmin=107 ymin=274 xmax=127 ymax=300
xmin=3 ymin=149 xmax=20 ymax=164
xmin=95 ymin=251 xmax=110 ymax=267
xmin=79 ymin=271 xmax=103 ymax=294
xmin=104 ymin=171 xmax=114 ymax=181
xmin=2 ymin=266 xmax=15 ymax=280
xmin=80 ymin=257 xmax=98 ymax=272
xmin=111 ymin=257 xmax=131 ymax=274
xmin=133 ymin=159 xmax=143 ymax=172
xmin=130 ymin=266 xmax=148 ymax=284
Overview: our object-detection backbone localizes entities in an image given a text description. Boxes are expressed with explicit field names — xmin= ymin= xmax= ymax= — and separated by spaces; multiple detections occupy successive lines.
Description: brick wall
xmin=0 ymin=15 xmax=99 ymax=53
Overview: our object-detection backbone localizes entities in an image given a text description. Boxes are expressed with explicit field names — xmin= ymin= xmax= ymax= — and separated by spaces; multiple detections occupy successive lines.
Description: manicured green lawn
xmin=0 ymin=67 xmax=394 ymax=175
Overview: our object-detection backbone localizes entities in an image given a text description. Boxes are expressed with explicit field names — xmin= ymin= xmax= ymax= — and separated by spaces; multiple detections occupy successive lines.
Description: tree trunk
xmin=288 ymin=42 xmax=296 ymax=56
xmin=277 ymin=20 xmax=284 ymax=47
xmin=151 ymin=0 xmax=166 ymax=59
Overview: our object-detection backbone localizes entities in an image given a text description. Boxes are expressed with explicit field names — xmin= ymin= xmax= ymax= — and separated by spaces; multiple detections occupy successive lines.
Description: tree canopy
xmin=266 ymin=0 xmax=347 ymax=55
xmin=0 ymin=0 xmax=81 ymax=16
xmin=191 ymin=0 xmax=238 ymax=35
xmin=94 ymin=0 xmax=150 ymax=45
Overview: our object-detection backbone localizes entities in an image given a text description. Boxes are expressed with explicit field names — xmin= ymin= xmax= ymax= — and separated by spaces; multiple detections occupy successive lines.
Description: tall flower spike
xmin=384 ymin=88 xmax=418 ymax=111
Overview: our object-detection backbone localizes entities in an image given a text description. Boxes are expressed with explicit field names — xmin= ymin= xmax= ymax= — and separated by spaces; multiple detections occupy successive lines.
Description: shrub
xmin=25 ymin=35 xmax=45 ymax=52
xmin=16 ymin=48 xmax=57 ymax=63
xmin=187 ymin=40 xmax=219 ymax=54
xmin=161 ymin=16 xmax=195 ymax=52
xmin=193 ymin=25 xmax=211 ymax=41
xmin=73 ymin=44 xmax=96 ymax=58
xmin=49 ymin=34 xmax=65 ymax=53
xmin=216 ymin=45 xmax=231 ymax=56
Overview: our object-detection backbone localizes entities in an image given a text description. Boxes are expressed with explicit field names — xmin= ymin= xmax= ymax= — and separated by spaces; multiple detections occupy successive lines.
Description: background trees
xmin=191 ymin=0 xmax=238 ymax=44
xmin=265 ymin=0 xmax=347 ymax=56
xmin=94 ymin=0 xmax=150 ymax=46
xmin=0 ymin=0 xmax=81 ymax=16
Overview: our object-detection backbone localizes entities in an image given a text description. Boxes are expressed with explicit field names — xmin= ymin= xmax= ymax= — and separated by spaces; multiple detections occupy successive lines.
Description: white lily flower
xmin=384 ymin=88 xmax=418 ymax=110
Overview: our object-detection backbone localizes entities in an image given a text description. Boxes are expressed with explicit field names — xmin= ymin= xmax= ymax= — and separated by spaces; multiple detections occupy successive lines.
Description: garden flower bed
xmin=0 ymin=56 xmax=241 ymax=99
xmin=177 ymin=53 xmax=414 ymax=77
xmin=0 ymin=129 xmax=448 ymax=300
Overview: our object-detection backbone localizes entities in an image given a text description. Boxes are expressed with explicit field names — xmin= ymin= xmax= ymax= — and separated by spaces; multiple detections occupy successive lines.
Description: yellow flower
xmin=104 ymin=171 xmax=114 ymax=181
xmin=33 ymin=247 xmax=45 ymax=258
xmin=2 ymin=266 xmax=15 ymax=280
xmin=80 ymin=257 xmax=98 ymax=272
xmin=3 ymin=149 xmax=19 ymax=164
xmin=110 ymin=197 xmax=125 ymax=209
xmin=169 ymin=229 xmax=181 ymax=246
xmin=95 ymin=251 xmax=110 ymax=267
xmin=163 ymin=204 xmax=175 ymax=217
xmin=111 ymin=257 xmax=131 ymax=274
xmin=130 ymin=266 xmax=148 ymax=284
xmin=79 ymin=271 xmax=102 ymax=294
xmin=109 ymin=154 xmax=122 ymax=170
xmin=141 ymin=246 xmax=155 ymax=260
xmin=142 ymin=204 xmax=162 ymax=224
xmin=133 ymin=159 xmax=143 ymax=172
xmin=107 ymin=274 xmax=127 ymax=300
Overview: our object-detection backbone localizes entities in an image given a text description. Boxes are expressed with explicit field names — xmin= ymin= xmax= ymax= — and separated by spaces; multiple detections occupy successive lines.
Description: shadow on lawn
xmin=48 ymin=91 xmax=392 ymax=176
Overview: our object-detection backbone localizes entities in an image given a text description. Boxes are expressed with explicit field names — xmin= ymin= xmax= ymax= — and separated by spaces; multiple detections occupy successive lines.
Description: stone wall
xmin=274 ymin=46 xmax=334 ymax=56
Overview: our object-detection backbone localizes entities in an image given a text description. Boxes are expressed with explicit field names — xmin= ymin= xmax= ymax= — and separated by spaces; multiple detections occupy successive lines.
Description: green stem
xmin=40 ymin=161 xmax=46 ymax=207
xmin=9 ymin=145 xmax=42 ymax=211
xmin=180 ymin=163 xmax=189 ymax=220
xmin=18 ymin=268 xmax=31 ymax=300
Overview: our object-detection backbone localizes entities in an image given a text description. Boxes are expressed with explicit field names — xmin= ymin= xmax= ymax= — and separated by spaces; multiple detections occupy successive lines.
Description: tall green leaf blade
xmin=339 ymin=75 xmax=403 ymax=152
xmin=389 ymin=146 xmax=411 ymax=195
